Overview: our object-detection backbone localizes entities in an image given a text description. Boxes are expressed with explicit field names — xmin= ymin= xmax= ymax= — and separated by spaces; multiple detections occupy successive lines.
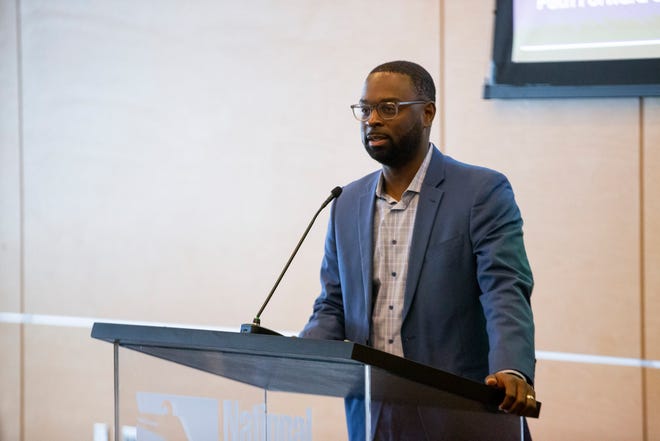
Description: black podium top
xmin=91 ymin=322 xmax=540 ymax=418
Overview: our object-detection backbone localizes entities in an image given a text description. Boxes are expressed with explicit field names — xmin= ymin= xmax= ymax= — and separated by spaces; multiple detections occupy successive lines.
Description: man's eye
xmin=379 ymin=103 xmax=397 ymax=116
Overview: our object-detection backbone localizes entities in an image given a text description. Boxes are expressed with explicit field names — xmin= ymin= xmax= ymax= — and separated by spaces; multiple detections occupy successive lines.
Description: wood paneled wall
xmin=0 ymin=1 xmax=658 ymax=439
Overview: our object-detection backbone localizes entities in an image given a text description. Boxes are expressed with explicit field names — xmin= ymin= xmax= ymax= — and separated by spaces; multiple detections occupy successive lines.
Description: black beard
xmin=363 ymin=118 xmax=425 ymax=168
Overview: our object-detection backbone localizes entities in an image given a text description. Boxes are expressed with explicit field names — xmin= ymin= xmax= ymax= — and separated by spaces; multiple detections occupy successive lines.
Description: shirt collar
xmin=375 ymin=143 xmax=435 ymax=200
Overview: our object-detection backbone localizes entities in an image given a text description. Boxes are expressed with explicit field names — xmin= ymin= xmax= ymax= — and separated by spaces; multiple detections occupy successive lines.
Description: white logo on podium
xmin=135 ymin=393 xmax=312 ymax=440
xmin=136 ymin=393 xmax=219 ymax=441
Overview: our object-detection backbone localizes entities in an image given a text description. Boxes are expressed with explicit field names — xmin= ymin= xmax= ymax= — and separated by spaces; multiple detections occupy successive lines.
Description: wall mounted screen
xmin=484 ymin=0 xmax=660 ymax=98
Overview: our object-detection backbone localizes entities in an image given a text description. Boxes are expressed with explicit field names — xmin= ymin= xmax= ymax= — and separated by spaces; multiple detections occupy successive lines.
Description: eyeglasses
xmin=350 ymin=100 xmax=429 ymax=121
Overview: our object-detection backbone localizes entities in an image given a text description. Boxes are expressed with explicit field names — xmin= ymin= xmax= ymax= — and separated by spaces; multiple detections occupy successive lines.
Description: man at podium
xmin=300 ymin=61 xmax=537 ymax=440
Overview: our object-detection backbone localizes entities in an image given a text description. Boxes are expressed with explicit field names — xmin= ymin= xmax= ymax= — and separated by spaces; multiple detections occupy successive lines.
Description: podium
xmin=91 ymin=322 xmax=539 ymax=441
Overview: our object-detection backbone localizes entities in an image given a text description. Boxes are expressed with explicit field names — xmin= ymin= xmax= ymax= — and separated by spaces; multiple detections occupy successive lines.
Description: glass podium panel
xmin=365 ymin=364 xmax=524 ymax=441
xmin=114 ymin=343 xmax=355 ymax=441
xmin=116 ymin=344 xmax=267 ymax=440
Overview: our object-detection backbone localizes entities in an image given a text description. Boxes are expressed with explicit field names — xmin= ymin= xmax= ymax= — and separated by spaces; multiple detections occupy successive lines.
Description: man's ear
xmin=423 ymin=102 xmax=436 ymax=128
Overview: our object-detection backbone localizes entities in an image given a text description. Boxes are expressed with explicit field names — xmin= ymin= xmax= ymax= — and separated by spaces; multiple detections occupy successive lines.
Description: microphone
xmin=240 ymin=186 xmax=343 ymax=335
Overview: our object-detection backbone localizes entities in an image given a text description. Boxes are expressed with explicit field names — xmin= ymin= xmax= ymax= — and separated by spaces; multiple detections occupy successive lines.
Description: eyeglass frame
xmin=349 ymin=100 xmax=431 ymax=121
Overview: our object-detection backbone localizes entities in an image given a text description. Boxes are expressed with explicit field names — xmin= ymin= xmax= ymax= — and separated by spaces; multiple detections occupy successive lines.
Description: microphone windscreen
xmin=331 ymin=186 xmax=343 ymax=198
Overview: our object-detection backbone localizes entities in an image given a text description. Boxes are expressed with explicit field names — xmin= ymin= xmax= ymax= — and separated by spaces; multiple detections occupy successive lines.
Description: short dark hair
xmin=369 ymin=60 xmax=436 ymax=102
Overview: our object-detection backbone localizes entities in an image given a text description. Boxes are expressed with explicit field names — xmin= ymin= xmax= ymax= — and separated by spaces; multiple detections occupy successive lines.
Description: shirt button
xmin=389 ymin=305 xmax=394 ymax=310
xmin=391 ymin=272 xmax=396 ymax=277
xmin=391 ymin=239 xmax=397 ymax=245
xmin=388 ymin=339 xmax=394 ymax=344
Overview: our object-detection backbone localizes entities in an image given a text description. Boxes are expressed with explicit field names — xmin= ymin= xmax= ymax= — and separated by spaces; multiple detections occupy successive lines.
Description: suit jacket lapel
xmin=358 ymin=175 xmax=378 ymax=329
xmin=402 ymin=148 xmax=446 ymax=321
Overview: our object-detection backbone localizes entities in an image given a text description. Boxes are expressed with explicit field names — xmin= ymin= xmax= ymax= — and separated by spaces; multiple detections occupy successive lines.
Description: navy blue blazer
xmin=301 ymin=146 xmax=535 ymax=384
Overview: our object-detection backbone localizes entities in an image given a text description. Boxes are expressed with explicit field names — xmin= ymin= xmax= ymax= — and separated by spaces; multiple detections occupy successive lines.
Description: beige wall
xmin=1 ymin=0 xmax=22 ymax=439
xmin=0 ymin=0 xmax=658 ymax=440
xmin=644 ymin=97 xmax=660 ymax=440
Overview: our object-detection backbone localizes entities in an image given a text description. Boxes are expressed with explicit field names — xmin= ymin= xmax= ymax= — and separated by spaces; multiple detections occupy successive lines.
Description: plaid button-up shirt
xmin=370 ymin=145 xmax=433 ymax=356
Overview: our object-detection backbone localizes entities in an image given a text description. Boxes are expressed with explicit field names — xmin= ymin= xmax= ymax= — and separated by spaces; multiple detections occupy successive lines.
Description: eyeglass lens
xmin=353 ymin=102 xmax=399 ymax=121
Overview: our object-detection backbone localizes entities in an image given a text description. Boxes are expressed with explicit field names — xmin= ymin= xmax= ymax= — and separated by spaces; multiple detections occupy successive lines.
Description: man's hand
xmin=485 ymin=372 xmax=537 ymax=417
